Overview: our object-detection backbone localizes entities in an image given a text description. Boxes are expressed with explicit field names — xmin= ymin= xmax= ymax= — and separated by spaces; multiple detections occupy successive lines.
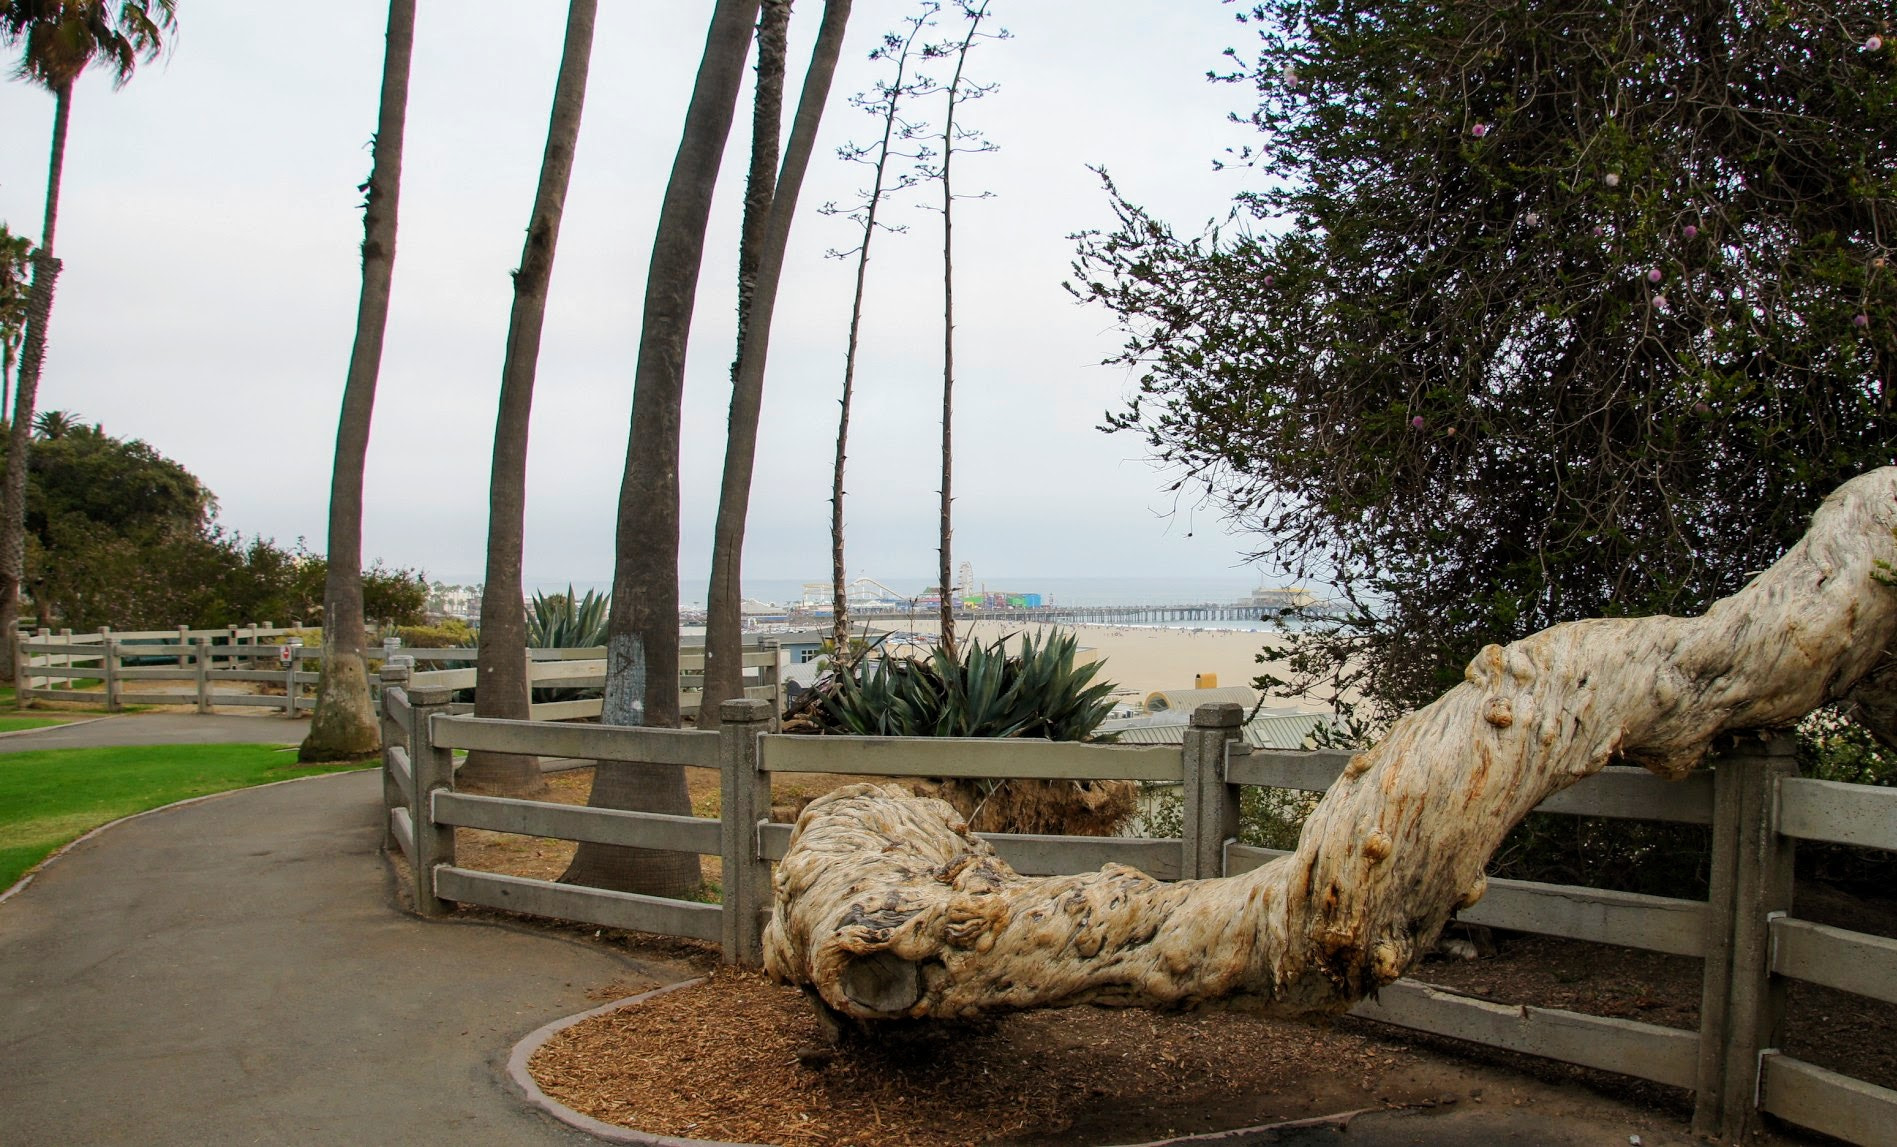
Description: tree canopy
xmin=1071 ymin=0 xmax=1896 ymax=722
xmin=2 ymin=417 xmax=425 ymax=631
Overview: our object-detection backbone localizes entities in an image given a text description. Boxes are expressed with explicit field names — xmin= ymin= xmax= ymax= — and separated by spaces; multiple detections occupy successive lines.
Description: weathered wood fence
xmin=16 ymin=623 xmax=327 ymax=715
xmin=15 ymin=626 xmax=783 ymax=722
xmin=378 ymin=682 xmax=1897 ymax=1145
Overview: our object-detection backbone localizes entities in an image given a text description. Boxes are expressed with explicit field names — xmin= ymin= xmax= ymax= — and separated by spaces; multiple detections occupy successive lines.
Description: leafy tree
xmin=302 ymin=0 xmax=417 ymax=762
xmin=1072 ymin=0 xmax=1896 ymax=725
xmin=466 ymin=0 xmax=598 ymax=796
xmin=569 ymin=0 xmax=761 ymax=898
xmin=0 ymin=0 xmax=176 ymax=683
xmin=701 ymin=0 xmax=854 ymax=726
xmin=0 ymin=222 xmax=31 ymax=420
xmin=0 ymin=419 xmax=424 ymax=631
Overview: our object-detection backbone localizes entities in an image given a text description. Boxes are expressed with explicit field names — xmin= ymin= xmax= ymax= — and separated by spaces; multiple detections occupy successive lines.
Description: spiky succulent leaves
xmin=526 ymin=584 xmax=609 ymax=648
xmin=812 ymin=630 xmax=1117 ymax=741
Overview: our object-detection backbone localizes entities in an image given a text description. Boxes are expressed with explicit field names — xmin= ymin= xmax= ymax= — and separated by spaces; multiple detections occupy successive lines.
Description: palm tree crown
xmin=0 ymin=0 xmax=175 ymax=90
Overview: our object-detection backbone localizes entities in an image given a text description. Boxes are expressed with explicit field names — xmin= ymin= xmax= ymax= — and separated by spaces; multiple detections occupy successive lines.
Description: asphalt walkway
xmin=0 ymin=712 xmax=305 ymax=753
xmin=0 ymin=765 xmax=678 ymax=1145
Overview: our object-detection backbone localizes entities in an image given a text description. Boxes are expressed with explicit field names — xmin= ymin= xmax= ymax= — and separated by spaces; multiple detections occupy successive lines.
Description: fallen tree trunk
xmin=764 ymin=468 xmax=1897 ymax=1021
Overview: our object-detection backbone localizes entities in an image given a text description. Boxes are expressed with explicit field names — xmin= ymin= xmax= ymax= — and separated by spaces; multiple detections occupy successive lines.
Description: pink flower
xmin=1410 ymin=416 xmax=1425 ymax=429
xmin=1857 ymin=313 xmax=1872 ymax=327
xmin=1648 ymin=268 xmax=1664 ymax=282
xmin=1445 ymin=427 xmax=1457 ymax=436
xmin=1604 ymin=172 xmax=1621 ymax=188
xmin=1592 ymin=226 xmax=1605 ymax=237
xmin=1653 ymin=294 xmax=1669 ymax=309
xmin=1471 ymin=123 xmax=1488 ymax=138
xmin=1264 ymin=275 xmax=1275 ymax=287
xmin=1868 ymin=35 xmax=1885 ymax=51
xmin=1694 ymin=402 xmax=1711 ymax=414
xmin=1682 ymin=224 xmax=1698 ymax=240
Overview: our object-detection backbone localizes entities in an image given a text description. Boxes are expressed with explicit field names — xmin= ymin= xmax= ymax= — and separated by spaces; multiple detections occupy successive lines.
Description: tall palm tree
xmin=299 ymin=0 xmax=417 ymax=761
xmin=0 ymin=223 xmax=32 ymax=423
xmin=462 ymin=0 xmax=599 ymax=795
xmin=0 ymin=0 xmax=175 ymax=684
xmin=700 ymin=0 xmax=854 ymax=725
xmin=561 ymin=0 xmax=762 ymax=897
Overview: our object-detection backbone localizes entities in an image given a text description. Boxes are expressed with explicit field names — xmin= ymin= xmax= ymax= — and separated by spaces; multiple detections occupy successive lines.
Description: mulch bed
xmin=528 ymin=968 xmax=1456 ymax=1147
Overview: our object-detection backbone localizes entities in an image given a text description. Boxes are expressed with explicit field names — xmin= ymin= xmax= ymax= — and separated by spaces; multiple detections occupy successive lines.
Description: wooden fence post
xmin=379 ymin=663 xmax=411 ymax=854
xmin=194 ymin=638 xmax=212 ymax=713
xmin=408 ymin=684 xmax=458 ymax=917
xmin=720 ymin=697 xmax=773 ymax=967
xmin=1182 ymin=702 xmax=1245 ymax=880
xmin=102 ymin=638 xmax=121 ymax=713
xmin=1693 ymin=734 xmax=1798 ymax=1141
xmin=283 ymin=646 xmax=299 ymax=718
xmin=176 ymin=625 xmax=190 ymax=668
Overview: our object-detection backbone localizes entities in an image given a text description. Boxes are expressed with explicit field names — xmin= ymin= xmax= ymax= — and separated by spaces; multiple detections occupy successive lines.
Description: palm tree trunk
xmin=463 ymin=0 xmax=598 ymax=794
xmin=300 ymin=0 xmax=417 ymax=762
xmin=701 ymin=0 xmax=790 ymax=732
xmin=703 ymin=0 xmax=853 ymax=727
xmin=561 ymin=0 xmax=761 ymax=897
xmin=0 ymin=79 xmax=71 ymax=685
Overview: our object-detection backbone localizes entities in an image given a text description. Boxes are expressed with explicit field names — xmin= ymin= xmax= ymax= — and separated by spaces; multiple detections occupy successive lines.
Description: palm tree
xmin=462 ymin=0 xmax=599 ymax=795
xmin=0 ymin=223 xmax=32 ymax=423
xmin=299 ymin=0 xmax=417 ymax=761
xmin=0 ymin=0 xmax=176 ymax=684
xmin=700 ymin=0 xmax=854 ymax=725
xmin=561 ymin=0 xmax=762 ymax=897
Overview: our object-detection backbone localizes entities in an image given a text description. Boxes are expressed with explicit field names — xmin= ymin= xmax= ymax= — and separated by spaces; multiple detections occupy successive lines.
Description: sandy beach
xmin=883 ymin=620 xmax=1328 ymax=713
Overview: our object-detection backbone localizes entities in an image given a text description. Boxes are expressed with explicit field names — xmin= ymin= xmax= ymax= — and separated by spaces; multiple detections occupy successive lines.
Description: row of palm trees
xmin=3 ymin=1 xmax=995 ymax=899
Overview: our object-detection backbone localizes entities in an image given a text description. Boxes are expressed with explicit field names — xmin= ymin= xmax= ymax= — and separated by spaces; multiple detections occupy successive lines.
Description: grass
xmin=0 ymin=744 xmax=371 ymax=891
xmin=0 ymin=715 xmax=76 ymax=733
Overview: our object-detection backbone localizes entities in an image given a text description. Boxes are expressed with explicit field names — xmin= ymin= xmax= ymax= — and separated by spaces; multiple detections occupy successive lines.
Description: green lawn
xmin=0 ymin=745 xmax=370 ymax=890
xmin=0 ymin=716 xmax=75 ymax=733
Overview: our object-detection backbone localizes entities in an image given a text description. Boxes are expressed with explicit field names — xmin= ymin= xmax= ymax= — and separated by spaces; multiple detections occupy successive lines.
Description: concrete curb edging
xmin=0 ymin=716 xmax=107 ymax=740
xmin=506 ymin=978 xmax=779 ymax=1147
xmin=0 ymin=765 xmax=375 ymax=906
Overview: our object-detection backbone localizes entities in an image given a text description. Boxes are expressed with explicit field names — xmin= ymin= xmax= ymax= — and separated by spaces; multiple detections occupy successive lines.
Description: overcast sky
xmin=0 ymin=1 xmax=1275 ymax=597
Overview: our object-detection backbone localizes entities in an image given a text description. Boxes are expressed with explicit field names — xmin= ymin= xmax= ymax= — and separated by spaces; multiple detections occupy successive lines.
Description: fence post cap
xmin=720 ymin=697 xmax=773 ymax=723
xmin=379 ymin=663 xmax=411 ymax=684
xmin=1190 ymin=702 xmax=1246 ymax=728
xmin=409 ymin=684 xmax=455 ymax=707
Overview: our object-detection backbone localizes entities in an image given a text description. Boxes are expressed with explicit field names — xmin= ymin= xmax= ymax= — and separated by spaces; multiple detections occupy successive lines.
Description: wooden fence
xmin=377 ymin=683 xmax=1897 ymax=1146
xmin=15 ymin=623 xmax=328 ymax=715
xmin=14 ymin=626 xmax=783 ymax=722
xmin=405 ymin=639 xmax=784 ymax=721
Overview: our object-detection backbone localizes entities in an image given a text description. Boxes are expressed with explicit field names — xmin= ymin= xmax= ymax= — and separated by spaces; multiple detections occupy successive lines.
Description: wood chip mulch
xmin=525 ymin=968 xmax=1470 ymax=1147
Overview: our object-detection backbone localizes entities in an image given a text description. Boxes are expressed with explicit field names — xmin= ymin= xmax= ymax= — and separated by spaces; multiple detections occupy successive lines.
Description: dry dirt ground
xmin=446 ymin=765 xmax=1889 ymax=1146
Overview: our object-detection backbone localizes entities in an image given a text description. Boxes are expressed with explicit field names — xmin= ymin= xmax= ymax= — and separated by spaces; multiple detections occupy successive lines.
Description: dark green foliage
xmin=812 ymin=630 xmax=1117 ymax=740
xmin=527 ymin=585 xmax=608 ymax=648
xmin=0 ymin=223 xmax=29 ymax=395
xmin=1072 ymin=0 xmax=1897 ymax=725
xmin=0 ymin=418 xmax=425 ymax=630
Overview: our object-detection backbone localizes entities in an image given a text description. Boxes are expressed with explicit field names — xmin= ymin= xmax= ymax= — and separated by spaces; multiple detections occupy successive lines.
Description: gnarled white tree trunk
xmin=765 ymin=468 xmax=1897 ymax=1021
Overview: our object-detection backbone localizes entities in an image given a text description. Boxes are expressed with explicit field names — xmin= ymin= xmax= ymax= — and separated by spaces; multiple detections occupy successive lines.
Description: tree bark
xmin=767 ymin=467 xmax=1897 ymax=1020
xmin=701 ymin=0 xmax=790 ymax=731
xmin=0 ymin=79 xmax=71 ymax=685
xmin=300 ymin=0 xmax=416 ymax=762
xmin=463 ymin=0 xmax=597 ymax=795
xmin=703 ymin=0 xmax=852 ymax=727
xmin=561 ymin=0 xmax=761 ymax=896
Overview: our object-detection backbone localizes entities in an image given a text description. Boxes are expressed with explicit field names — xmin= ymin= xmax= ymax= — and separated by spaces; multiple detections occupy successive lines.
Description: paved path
xmin=0 ymin=769 xmax=679 ymax=1145
xmin=0 ymin=712 xmax=305 ymax=753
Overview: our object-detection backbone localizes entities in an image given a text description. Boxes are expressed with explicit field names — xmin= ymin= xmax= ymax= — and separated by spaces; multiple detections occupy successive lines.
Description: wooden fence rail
xmin=377 ymin=687 xmax=1897 ymax=1145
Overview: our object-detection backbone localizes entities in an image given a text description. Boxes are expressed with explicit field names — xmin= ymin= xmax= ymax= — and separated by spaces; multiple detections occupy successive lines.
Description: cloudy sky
xmin=0 ymin=1 xmax=1275 ymax=598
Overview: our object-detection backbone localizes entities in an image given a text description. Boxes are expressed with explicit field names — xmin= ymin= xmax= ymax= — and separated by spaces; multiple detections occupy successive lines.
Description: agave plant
xmin=815 ymin=630 xmax=1117 ymax=741
xmin=527 ymin=585 xmax=608 ymax=648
